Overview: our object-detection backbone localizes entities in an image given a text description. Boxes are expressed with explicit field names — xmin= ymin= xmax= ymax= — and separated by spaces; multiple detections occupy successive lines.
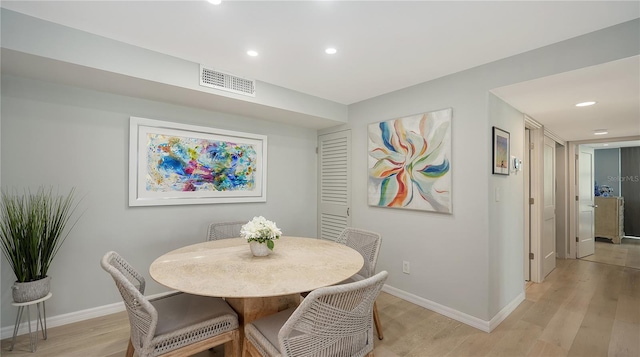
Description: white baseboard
xmin=1 ymin=291 xmax=175 ymax=340
xmin=3 ymin=287 xmax=526 ymax=340
xmin=488 ymin=291 xmax=526 ymax=332
xmin=382 ymin=285 xmax=525 ymax=333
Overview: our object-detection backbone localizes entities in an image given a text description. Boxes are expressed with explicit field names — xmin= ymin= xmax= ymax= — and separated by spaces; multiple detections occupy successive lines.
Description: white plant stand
xmin=10 ymin=292 xmax=51 ymax=352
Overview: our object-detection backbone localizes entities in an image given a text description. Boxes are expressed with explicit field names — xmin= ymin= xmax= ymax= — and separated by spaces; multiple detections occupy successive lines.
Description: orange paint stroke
xmin=389 ymin=170 xmax=408 ymax=206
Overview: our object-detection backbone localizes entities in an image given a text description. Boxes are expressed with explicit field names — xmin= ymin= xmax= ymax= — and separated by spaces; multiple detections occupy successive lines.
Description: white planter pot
xmin=249 ymin=241 xmax=271 ymax=257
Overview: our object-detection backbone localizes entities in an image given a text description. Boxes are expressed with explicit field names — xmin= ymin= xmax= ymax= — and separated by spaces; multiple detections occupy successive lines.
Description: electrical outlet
xmin=402 ymin=260 xmax=410 ymax=274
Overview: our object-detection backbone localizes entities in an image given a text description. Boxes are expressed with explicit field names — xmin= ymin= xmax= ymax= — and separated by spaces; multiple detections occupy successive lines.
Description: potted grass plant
xmin=0 ymin=187 xmax=80 ymax=302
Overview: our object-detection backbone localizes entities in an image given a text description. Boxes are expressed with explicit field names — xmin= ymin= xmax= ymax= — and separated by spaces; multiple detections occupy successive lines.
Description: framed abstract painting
xmin=367 ymin=108 xmax=452 ymax=214
xmin=129 ymin=117 xmax=267 ymax=206
xmin=492 ymin=126 xmax=510 ymax=176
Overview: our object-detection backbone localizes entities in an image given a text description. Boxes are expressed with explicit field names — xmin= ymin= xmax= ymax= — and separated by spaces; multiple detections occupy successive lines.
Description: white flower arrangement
xmin=240 ymin=216 xmax=282 ymax=250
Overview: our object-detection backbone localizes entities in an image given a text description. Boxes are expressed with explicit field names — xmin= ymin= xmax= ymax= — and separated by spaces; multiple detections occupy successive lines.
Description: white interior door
xmin=577 ymin=146 xmax=595 ymax=258
xmin=524 ymin=129 xmax=531 ymax=281
xmin=317 ymin=130 xmax=351 ymax=241
xmin=542 ymin=136 xmax=556 ymax=278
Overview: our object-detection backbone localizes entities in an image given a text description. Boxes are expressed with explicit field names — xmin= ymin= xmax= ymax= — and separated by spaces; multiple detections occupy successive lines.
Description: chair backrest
xmin=336 ymin=227 xmax=382 ymax=280
xmin=207 ymin=221 xmax=246 ymax=241
xmin=278 ymin=270 xmax=388 ymax=357
xmin=101 ymin=251 xmax=158 ymax=353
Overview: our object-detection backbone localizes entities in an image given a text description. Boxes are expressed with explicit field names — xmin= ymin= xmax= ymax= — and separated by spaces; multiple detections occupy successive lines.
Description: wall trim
xmin=524 ymin=115 xmax=542 ymax=129
xmin=488 ymin=291 xmax=526 ymax=331
xmin=544 ymin=128 xmax=566 ymax=146
xmin=1 ymin=291 xmax=175 ymax=340
xmin=382 ymin=284 xmax=525 ymax=333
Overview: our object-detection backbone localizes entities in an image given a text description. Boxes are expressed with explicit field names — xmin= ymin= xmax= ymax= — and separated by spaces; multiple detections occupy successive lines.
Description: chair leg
xmin=373 ymin=301 xmax=383 ymax=340
xmin=242 ymin=338 xmax=250 ymax=357
xmin=224 ymin=329 xmax=240 ymax=357
xmin=125 ymin=338 xmax=134 ymax=357
xmin=243 ymin=338 xmax=262 ymax=357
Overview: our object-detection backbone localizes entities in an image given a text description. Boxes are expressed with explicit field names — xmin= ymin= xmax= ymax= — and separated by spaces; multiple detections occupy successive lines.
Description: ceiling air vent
xmin=199 ymin=65 xmax=256 ymax=97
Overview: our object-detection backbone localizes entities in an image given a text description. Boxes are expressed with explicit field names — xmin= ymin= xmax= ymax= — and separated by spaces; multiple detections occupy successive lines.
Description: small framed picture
xmin=492 ymin=126 xmax=510 ymax=175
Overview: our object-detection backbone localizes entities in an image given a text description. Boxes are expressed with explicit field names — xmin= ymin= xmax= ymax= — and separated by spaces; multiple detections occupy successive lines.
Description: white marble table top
xmin=149 ymin=236 xmax=364 ymax=298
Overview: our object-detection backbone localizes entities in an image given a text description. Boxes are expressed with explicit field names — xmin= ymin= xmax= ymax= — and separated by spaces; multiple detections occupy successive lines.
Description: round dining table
xmin=149 ymin=236 xmax=364 ymax=342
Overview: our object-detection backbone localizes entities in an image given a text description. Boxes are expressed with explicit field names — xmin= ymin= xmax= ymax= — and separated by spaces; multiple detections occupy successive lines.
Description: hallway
xmin=580 ymin=237 xmax=640 ymax=269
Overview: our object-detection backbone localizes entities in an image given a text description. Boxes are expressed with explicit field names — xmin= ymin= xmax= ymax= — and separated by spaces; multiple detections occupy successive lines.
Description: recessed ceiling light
xmin=325 ymin=48 xmax=337 ymax=55
xmin=603 ymin=144 xmax=609 ymax=146
xmin=576 ymin=101 xmax=597 ymax=107
xmin=207 ymin=0 xmax=222 ymax=5
xmin=594 ymin=129 xmax=608 ymax=135
xmin=247 ymin=50 xmax=258 ymax=57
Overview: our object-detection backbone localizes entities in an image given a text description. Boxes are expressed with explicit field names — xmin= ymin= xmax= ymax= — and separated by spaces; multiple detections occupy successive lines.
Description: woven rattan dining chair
xmin=335 ymin=227 xmax=384 ymax=340
xmin=207 ymin=221 xmax=246 ymax=241
xmin=101 ymin=251 xmax=240 ymax=357
xmin=244 ymin=270 xmax=388 ymax=357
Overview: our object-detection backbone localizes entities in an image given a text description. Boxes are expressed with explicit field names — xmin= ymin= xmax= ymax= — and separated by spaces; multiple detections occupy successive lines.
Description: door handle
xmin=590 ymin=204 xmax=598 ymax=208
xmin=347 ymin=208 xmax=350 ymax=216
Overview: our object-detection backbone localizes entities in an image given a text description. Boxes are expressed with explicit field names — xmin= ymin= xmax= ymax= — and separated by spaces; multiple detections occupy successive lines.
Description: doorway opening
xmin=571 ymin=139 xmax=640 ymax=268
xmin=568 ymin=137 xmax=640 ymax=261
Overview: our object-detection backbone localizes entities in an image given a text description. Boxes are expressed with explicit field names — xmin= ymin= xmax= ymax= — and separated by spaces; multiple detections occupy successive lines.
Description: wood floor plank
xmin=447 ymin=299 xmax=536 ymax=357
xmin=607 ymin=292 xmax=640 ymax=357
xmin=620 ymin=267 xmax=640 ymax=299
xmin=405 ymin=321 xmax=476 ymax=357
xmin=614 ymin=294 xmax=640 ymax=324
xmin=581 ymin=238 xmax=640 ymax=269
xmin=485 ymin=320 xmax=544 ymax=357
xmin=566 ymin=302 xmax=617 ymax=357
xmin=524 ymin=279 xmax=553 ymax=302
xmin=527 ymin=340 xmax=568 ymax=357
xmin=384 ymin=312 xmax=457 ymax=356
xmin=537 ymin=305 xmax=586 ymax=351
xmin=371 ymin=344 xmax=401 ymax=357
xmin=608 ymin=319 xmax=640 ymax=357
xmin=520 ymin=281 xmax=576 ymax=329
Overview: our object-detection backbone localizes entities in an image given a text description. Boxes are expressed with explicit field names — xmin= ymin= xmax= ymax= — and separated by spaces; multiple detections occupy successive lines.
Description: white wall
xmin=487 ymin=94 xmax=525 ymax=318
xmin=0 ymin=75 xmax=319 ymax=328
xmin=346 ymin=19 xmax=638 ymax=324
xmin=349 ymin=80 xmax=492 ymax=320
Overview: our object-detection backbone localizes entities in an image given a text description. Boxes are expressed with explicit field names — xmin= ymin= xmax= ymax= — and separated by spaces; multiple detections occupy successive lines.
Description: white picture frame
xmin=367 ymin=108 xmax=452 ymax=214
xmin=129 ymin=117 xmax=267 ymax=206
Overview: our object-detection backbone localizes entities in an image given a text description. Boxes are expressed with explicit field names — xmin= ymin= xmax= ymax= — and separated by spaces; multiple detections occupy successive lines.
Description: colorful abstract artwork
xmin=492 ymin=126 xmax=510 ymax=176
xmin=129 ymin=117 xmax=266 ymax=206
xmin=146 ymin=134 xmax=256 ymax=192
xmin=367 ymin=108 xmax=452 ymax=213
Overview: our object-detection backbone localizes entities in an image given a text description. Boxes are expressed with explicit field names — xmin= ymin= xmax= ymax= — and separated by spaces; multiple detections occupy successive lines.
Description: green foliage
xmin=247 ymin=236 xmax=279 ymax=250
xmin=0 ymin=187 xmax=80 ymax=282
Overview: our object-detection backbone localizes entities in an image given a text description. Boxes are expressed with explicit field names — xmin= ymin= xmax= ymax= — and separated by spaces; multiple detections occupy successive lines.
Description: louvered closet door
xmin=318 ymin=130 xmax=351 ymax=241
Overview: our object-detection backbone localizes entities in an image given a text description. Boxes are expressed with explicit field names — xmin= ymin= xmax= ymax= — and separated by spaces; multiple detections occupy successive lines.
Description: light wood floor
xmin=2 ymin=258 xmax=639 ymax=357
xmin=580 ymin=237 xmax=640 ymax=269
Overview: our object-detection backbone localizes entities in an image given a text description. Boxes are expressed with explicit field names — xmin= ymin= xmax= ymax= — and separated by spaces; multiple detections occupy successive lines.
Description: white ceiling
xmin=492 ymin=56 xmax=640 ymax=142
xmin=1 ymin=1 xmax=639 ymax=141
